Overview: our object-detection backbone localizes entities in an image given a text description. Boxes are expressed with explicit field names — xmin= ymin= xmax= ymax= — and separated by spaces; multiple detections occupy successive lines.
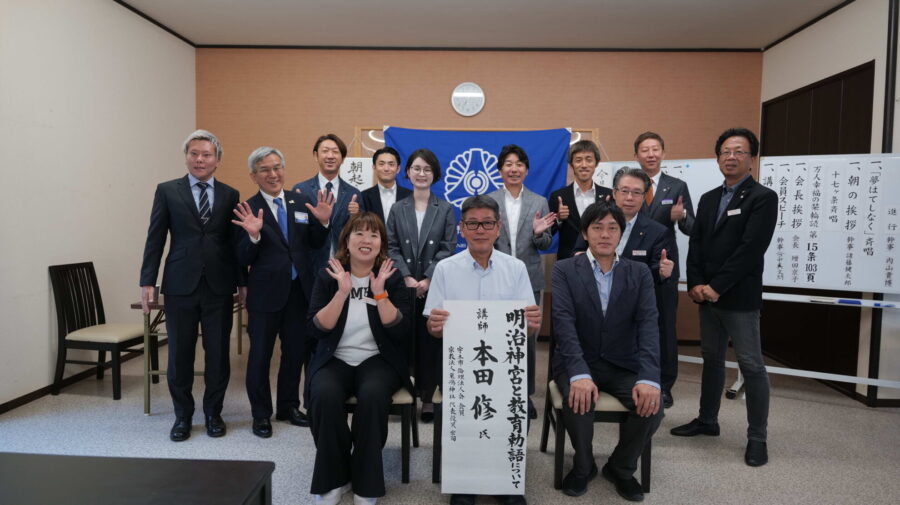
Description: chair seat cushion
xmin=548 ymin=380 xmax=629 ymax=412
xmin=66 ymin=323 xmax=144 ymax=343
xmin=346 ymin=387 xmax=413 ymax=405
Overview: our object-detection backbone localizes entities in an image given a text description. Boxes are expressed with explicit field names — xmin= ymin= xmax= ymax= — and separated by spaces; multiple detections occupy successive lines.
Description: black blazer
xmin=236 ymin=191 xmax=328 ymax=312
xmin=549 ymin=182 xmax=614 ymax=260
xmin=551 ymin=255 xmax=660 ymax=384
xmin=361 ymin=184 xmax=412 ymax=223
xmin=687 ymin=176 xmax=777 ymax=311
xmin=386 ymin=193 xmax=457 ymax=280
xmin=620 ymin=214 xmax=677 ymax=284
xmin=306 ymin=269 xmax=413 ymax=399
xmin=140 ymin=175 xmax=243 ymax=295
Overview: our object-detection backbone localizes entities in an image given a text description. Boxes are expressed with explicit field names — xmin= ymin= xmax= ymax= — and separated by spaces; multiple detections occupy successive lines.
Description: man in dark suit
xmin=551 ymin=200 xmax=662 ymax=502
xmin=360 ymin=147 xmax=411 ymax=224
xmin=140 ymin=130 xmax=243 ymax=442
xmin=670 ymin=128 xmax=777 ymax=468
xmin=231 ymin=146 xmax=334 ymax=437
xmin=634 ymin=131 xmax=695 ymax=408
xmin=549 ymin=140 xmax=613 ymax=260
xmin=292 ymin=134 xmax=363 ymax=274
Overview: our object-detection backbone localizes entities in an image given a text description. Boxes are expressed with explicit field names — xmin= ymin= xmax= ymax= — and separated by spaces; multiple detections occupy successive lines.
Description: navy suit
xmin=236 ymin=191 xmax=328 ymax=419
xmin=549 ymin=183 xmax=614 ymax=260
xmin=620 ymin=214 xmax=679 ymax=393
xmin=551 ymin=254 xmax=662 ymax=479
xmin=139 ymin=175 xmax=242 ymax=419
xmin=292 ymin=175 xmax=362 ymax=275
xmin=361 ymin=184 xmax=412 ymax=223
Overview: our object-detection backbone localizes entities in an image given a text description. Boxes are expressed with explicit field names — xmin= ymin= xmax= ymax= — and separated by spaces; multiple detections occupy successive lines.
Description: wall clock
xmin=451 ymin=82 xmax=485 ymax=117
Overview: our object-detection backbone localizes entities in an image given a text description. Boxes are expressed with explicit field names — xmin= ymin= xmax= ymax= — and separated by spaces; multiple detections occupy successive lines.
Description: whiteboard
xmin=596 ymin=154 xmax=900 ymax=294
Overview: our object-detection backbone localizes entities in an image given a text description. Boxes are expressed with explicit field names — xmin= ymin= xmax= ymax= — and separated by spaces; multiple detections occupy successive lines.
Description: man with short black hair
xmin=360 ymin=147 xmax=411 ymax=224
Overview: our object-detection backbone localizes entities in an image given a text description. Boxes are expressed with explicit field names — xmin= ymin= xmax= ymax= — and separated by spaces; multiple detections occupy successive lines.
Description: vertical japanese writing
xmin=504 ymin=309 xmax=526 ymax=489
xmin=346 ymin=159 xmax=365 ymax=186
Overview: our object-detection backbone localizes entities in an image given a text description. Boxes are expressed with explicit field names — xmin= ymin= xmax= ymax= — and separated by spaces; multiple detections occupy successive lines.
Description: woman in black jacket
xmin=306 ymin=212 xmax=412 ymax=505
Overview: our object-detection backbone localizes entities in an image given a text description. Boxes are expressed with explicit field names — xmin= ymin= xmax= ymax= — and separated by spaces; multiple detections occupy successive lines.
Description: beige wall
xmin=0 ymin=0 xmax=195 ymax=405
xmin=197 ymin=49 xmax=762 ymax=198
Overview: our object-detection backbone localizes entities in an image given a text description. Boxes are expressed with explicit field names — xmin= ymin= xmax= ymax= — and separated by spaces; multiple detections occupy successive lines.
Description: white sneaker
xmin=314 ymin=484 xmax=351 ymax=505
xmin=353 ymin=495 xmax=377 ymax=505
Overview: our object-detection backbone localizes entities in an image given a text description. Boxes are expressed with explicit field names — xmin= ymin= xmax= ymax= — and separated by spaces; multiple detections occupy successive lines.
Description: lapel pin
xmin=288 ymin=200 xmax=294 ymax=204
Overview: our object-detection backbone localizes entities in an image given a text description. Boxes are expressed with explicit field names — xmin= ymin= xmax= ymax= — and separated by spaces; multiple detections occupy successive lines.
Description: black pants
xmin=164 ymin=277 xmax=233 ymax=419
xmin=246 ymin=277 xmax=311 ymax=419
xmin=414 ymin=295 xmax=440 ymax=402
xmin=309 ymin=355 xmax=402 ymax=498
xmin=556 ymin=359 xmax=662 ymax=479
xmin=655 ymin=282 xmax=679 ymax=393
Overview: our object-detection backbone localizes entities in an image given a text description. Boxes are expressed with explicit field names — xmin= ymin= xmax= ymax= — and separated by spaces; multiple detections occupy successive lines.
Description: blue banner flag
xmin=384 ymin=127 xmax=570 ymax=251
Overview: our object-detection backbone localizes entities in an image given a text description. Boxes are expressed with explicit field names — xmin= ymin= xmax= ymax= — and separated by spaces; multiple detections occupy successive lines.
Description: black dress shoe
xmin=252 ymin=417 xmax=272 ymax=438
xmin=205 ymin=414 xmax=226 ymax=437
xmin=670 ymin=418 xmax=720 ymax=437
xmin=449 ymin=494 xmax=475 ymax=505
xmin=170 ymin=418 xmax=191 ymax=442
xmin=528 ymin=401 xmax=538 ymax=420
xmin=420 ymin=411 xmax=434 ymax=423
xmin=562 ymin=461 xmax=598 ymax=497
xmin=601 ymin=463 xmax=644 ymax=502
xmin=745 ymin=440 xmax=768 ymax=467
xmin=662 ymin=391 xmax=674 ymax=409
xmin=496 ymin=494 xmax=526 ymax=505
xmin=275 ymin=407 xmax=310 ymax=427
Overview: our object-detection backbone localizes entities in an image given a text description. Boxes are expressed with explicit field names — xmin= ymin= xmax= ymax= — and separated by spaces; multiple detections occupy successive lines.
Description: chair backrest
xmin=48 ymin=262 xmax=106 ymax=340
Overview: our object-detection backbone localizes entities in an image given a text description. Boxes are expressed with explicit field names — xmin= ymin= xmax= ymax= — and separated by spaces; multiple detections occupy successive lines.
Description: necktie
xmin=325 ymin=181 xmax=334 ymax=198
xmin=645 ymin=181 xmax=654 ymax=206
xmin=274 ymin=198 xmax=298 ymax=280
xmin=197 ymin=181 xmax=211 ymax=225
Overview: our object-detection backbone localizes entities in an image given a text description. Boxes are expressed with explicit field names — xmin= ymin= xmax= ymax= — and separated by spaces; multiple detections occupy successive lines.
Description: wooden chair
xmin=49 ymin=262 xmax=157 ymax=400
xmin=345 ymin=380 xmax=420 ymax=483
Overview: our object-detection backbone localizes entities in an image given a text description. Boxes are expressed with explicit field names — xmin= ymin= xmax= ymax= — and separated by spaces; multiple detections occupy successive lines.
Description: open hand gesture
xmin=306 ymin=189 xmax=335 ymax=226
xmin=370 ymin=258 xmax=396 ymax=294
xmin=533 ymin=211 xmax=557 ymax=236
xmin=325 ymin=258 xmax=352 ymax=295
xmin=231 ymin=201 xmax=264 ymax=240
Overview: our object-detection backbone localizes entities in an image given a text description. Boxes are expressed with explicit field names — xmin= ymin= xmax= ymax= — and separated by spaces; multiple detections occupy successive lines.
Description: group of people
xmin=139 ymin=126 xmax=777 ymax=505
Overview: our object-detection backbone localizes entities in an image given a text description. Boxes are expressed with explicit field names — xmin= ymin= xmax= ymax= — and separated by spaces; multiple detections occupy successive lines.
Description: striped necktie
xmin=197 ymin=181 xmax=211 ymax=226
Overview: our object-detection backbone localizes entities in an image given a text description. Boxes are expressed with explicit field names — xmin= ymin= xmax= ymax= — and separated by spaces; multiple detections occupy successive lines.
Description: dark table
xmin=0 ymin=452 xmax=274 ymax=505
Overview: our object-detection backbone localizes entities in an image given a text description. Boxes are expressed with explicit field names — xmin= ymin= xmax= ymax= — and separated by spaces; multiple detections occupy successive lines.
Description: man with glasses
xmin=670 ymin=128 xmax=777 ymax=468
xmin=425 ymin=195 xmax=542 ymax=505
xmin=633 ymin=132 xmax=694 ymax=408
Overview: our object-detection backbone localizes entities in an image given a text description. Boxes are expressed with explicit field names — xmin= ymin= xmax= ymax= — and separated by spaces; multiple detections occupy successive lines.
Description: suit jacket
xmin=386 ymin=193 xmax=457 ymax=280
xmin=488 ymin=186 xmax=553 ymax=291
xmin=292 ymin=175 xmax=362 ymax=275
xmin=140 ymin=175 xmax=243 ymax=295
xmin=361 ymin=184 xmax=412 ymax=223
xmin=236 ymin=191 xmax=329 ymax=312
xmin=549 ymin=182 xmax=614 ymax=260
xmin=306 ymin=269 xmax=413 ymax=398
xmin=643 ymin=173 xmax=694 ymax=276
xmin=687 ymin=176 xmax=777 ymax=311
xmin=619 ymin=214 xmax=677 ymax=285
xmin=551 ymin=255 xmax=660 ymax=384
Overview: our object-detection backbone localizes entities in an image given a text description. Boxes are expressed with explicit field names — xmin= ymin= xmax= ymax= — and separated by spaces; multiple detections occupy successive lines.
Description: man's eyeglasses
xmin=718 ymin=150 xmax=750 ymax=159
xmin=614 ymin=188 xmax=645 ymax=197
xmin=461 ymin=220 xmax=498 ymax=230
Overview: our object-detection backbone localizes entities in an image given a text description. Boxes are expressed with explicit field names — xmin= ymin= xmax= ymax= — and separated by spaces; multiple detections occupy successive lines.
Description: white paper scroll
xmin=441 ymin=299 xmax=528 ymax=496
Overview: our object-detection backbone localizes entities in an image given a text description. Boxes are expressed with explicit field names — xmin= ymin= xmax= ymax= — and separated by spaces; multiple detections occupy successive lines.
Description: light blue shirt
xmin=423 ymin=248 xmax=535 ymax=316
xmin=187 ymin=173 xmax=215 ymax=211
xmin=570 ymin=249 xmax=659 ymax=391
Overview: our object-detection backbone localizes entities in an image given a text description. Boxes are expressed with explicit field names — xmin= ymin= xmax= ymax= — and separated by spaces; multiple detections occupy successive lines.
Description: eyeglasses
xmin=410 ymin=166 xmax=433 ymax=174
xmin=461 ymin=220 xmax=498 ymax=230
xmin=718 ymin=150 xmax=750 ymax=159
xmin=614 ymin=188 xmax=645 ymax=197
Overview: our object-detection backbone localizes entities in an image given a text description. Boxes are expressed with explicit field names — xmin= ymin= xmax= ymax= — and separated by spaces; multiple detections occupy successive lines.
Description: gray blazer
xmin=487 ymin=186 xmax=553 ymax=291
xmin=386 ymin=193 xmax=457 ymax=280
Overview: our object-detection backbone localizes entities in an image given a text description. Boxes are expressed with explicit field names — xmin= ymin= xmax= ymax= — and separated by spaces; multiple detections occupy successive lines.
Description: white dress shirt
xmin=616 ymin=214 xmax=638 ymax=256
xmin=504 ymin=186 xmax=523 ymax=258
xmin=573 ymin=183 xmax=596 ymax=218
xmin=378 ymin=183 xmax=398 ymax=223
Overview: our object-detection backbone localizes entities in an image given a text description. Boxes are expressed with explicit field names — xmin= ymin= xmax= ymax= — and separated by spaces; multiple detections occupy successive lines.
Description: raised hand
xmin=325 ymin=257 xmax=352 ymax=295
xmin=557 ymin=196 xmax=570 ymax=220
xmin=532 ymin=211 xmax=557 ymax=236
xmin=231 ymin=201 xmax=264 ymax=239
xmin=347 ymin=194 xmax=359 ymax=215
xmin=659 ymin=249 xmax=674 ymax=279
xmin=306 ymin=189 xmax=335 ymax=226
xmin=669 ymin=195 xmax=685 ymax=222
xmin=370 ymin=258 xmax=396 ymax=294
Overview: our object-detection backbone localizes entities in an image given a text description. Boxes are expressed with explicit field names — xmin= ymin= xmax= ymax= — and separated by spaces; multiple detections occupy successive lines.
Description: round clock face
xmin=451 ymin=82 xmax=485 ymax=117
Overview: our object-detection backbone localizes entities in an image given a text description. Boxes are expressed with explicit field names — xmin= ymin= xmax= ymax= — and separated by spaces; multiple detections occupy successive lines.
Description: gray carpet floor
xmin=1 ymin=339 xmax=898 ymax=505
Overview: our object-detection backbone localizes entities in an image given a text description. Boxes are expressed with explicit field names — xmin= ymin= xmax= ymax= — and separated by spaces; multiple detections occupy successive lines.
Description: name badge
xmin=727 ymin=209 xmax=741 ymax=217
xmin=661 ymin=199 xmax=674 ymax=205
xmin=294 ymin=211 xmax=309 ymax=224
xmin=632 ymin=250 xmax=647 ymax=256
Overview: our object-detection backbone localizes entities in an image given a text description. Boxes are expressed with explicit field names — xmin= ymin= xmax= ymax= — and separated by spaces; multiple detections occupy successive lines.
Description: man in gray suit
xmin=487 ymin=144 xmax=557 ymax=417
xmin=634 ymin=131 xmax=695 ymax=408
